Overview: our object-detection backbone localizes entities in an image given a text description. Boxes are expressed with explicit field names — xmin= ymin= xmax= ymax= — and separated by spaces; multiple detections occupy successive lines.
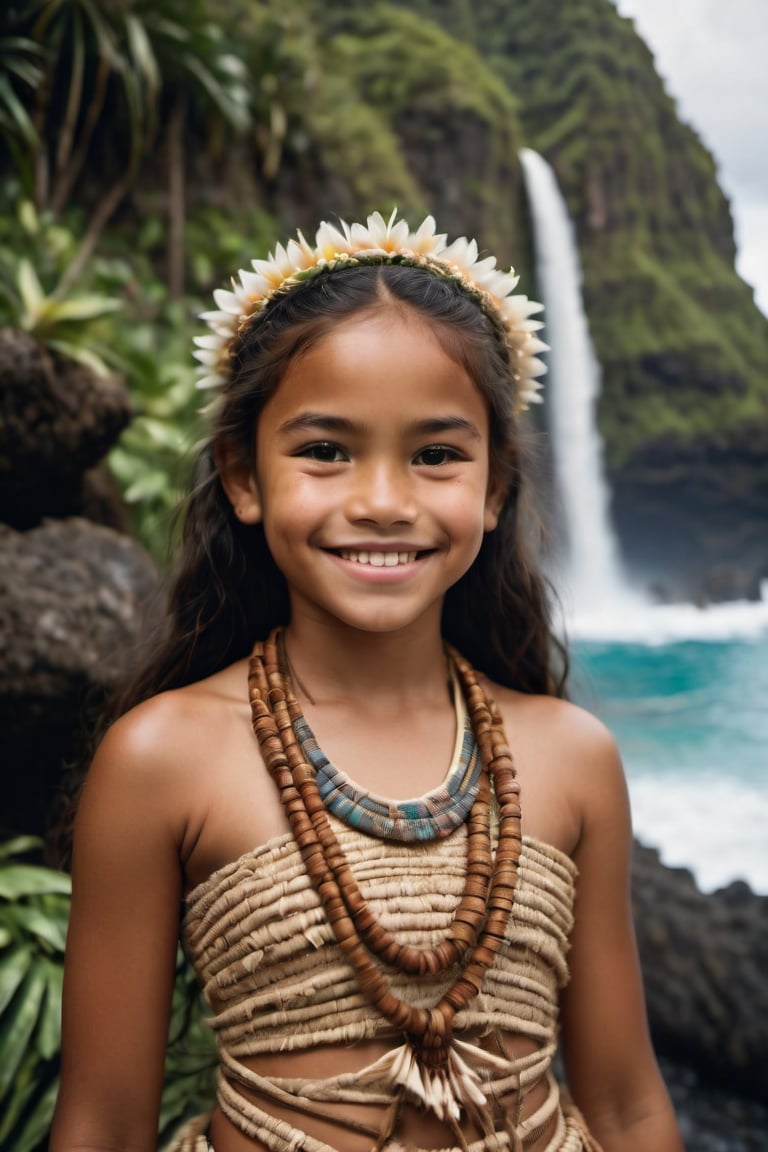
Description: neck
xmin=282 ymin=616 xmax=450 ymax=706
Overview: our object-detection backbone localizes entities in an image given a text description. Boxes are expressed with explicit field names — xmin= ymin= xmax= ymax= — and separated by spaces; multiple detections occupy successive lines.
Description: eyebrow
xmin=278 ymin=412 xmax=483 ymax=440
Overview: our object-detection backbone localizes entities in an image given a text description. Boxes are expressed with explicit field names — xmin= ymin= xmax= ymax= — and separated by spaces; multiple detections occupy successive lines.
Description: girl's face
xmin=227 ymin=309 xmax=503 ymax=638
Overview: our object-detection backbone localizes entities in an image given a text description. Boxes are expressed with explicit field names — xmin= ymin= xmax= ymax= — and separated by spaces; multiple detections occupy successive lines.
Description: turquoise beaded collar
xmin=291 ymin=668 xmax=481 ymax=842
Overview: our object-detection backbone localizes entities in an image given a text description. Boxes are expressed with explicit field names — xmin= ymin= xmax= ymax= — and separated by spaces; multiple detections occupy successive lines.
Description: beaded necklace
xmin=248 ymin=629 xmax=522 ymax=1145
xmin=292 ymin=664 xmax=482 ymax=842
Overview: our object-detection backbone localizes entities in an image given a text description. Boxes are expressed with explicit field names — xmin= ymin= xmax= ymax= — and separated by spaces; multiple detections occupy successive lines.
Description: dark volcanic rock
xmin=660 ymin=1056 xmax=768 ymax=1152
xmin=0 ymin=518 xmax=158 ymax=836
xmin=610 ymin=431 xmax=768 ymax=602
xmin=0 ymin=329 xmax=133 ymax=528
xmin=632 ymin=841 xmax=768 ymax=1101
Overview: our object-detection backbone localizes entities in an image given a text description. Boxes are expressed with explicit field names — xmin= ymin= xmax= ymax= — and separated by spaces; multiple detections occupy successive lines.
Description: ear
xmin=483 ymin=470 xmax=507 ymax=533
xmin=213 ymin=441 xmax=262 ymax=524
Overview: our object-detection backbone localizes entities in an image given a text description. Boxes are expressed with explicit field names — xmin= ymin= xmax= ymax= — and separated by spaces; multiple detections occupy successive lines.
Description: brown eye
xmin=300 ymin=441 xmax=346 ymax=462
xmin=414 ymin=445 xmax=459 ymax=466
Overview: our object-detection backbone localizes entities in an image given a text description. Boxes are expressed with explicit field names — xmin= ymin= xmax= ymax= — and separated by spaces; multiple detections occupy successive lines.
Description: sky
xmin=612 ymin=0 xmax=768 ymax=316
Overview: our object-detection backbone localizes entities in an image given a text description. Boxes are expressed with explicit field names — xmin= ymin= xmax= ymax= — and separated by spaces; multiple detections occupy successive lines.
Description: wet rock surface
xmin=661 ymin=1056 xmax=768 ymax=1152
xmin=632 ymin=841 xmax=767 ymax=1103
xmin=0 ymin=518 xmax=158 ymax=835
xmin=0 ymin=333 xmax=155 ymax=840
xmin=0 ymin=328 xmax=132 ymax=528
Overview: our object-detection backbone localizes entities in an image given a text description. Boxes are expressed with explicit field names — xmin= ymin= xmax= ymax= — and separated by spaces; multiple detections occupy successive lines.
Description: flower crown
xmin=194 ymin=210 xmax=547 ymax=414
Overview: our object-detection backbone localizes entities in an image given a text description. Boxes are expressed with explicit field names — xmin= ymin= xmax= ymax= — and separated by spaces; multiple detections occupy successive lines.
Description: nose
xmin=344 ymin=457 xmax=417 ymax=526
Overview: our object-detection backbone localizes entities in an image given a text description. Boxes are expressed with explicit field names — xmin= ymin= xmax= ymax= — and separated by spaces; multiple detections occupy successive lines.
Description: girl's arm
xmin=559 ymin=720 xmax=684 ymax=1152
xmin=50 ymin=704 xmax=186 ymax=1152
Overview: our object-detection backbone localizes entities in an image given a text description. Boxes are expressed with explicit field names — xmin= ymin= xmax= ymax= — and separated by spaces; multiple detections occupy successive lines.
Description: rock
xmin=660 ymin=1055 xmax=768 ymax=1152
xmin=610 ymin=432 xmax=768 ymax=602
xmin=0 ymin=329 xmax=133 ymax=528
xmin=632 ymin=841 xmax=768 ymax=1100
xmin=0 ymin=518 xmax=158 ymax=837
xmin=78 ymin=464 xmax=134 ymax=534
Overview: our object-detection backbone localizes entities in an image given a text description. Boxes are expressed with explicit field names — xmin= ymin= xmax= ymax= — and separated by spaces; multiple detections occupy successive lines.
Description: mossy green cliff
xmin=397 ymin=0 xmax=768 ymax=595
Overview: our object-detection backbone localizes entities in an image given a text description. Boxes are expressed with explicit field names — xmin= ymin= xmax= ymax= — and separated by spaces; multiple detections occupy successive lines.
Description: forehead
xmin=263 ymin=310 xmax=490 ymax=430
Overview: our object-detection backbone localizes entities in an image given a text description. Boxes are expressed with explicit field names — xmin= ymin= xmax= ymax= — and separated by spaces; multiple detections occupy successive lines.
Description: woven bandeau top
xmin=183 ymin=822 xmax=576 ymax=1059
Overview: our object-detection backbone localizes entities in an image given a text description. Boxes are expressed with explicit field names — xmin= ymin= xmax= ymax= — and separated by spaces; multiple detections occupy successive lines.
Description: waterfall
xmin=519 ymin=148 xmax=628 ymax=612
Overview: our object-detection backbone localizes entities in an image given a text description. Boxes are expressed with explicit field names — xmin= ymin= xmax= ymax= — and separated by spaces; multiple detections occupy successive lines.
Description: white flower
xmin=196 ymin=210 xmax=547 ymax=412
xmin=410 ymin=215 xmax=446 ymax=254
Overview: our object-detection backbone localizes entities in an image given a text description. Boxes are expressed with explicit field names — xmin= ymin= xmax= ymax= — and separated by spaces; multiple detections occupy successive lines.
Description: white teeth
xmin=339 ymin=550 xmax=418 ymax=566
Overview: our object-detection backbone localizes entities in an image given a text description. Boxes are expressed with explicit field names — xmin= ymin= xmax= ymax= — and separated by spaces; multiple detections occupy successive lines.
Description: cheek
xmin=258 ymin=479 xmax=325 ymax=544
xmin=437 ymin=483 xmax=489 ymax=541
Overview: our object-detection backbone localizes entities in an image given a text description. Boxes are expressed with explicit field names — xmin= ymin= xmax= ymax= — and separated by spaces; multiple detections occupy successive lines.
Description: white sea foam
xmin=629 ymin=771 xmax=768 ymax=894
xmin=566 ymin=582 xmax=768 ymax=645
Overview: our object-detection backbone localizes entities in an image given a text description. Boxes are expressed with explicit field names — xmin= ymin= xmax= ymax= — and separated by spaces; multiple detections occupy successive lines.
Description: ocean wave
xmin=629 ymin=771 xmax=768 ymax=895
xmin=566 ymin=583 xmax=768 ymax=645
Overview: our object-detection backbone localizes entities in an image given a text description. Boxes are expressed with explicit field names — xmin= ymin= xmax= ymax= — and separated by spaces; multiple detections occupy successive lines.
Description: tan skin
xmin=51 ymin=311 xmax=682 ymax=1152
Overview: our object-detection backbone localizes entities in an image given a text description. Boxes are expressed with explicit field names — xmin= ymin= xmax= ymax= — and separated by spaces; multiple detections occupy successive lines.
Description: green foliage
xmin=0 ymin=30 xmax=46 ymax=183
xmin=327 ymin=4 xmax=517 ymax=124
xmin=105 ymin=201 xmax=280 ymax=561
xmin=0 ymin=180 xmax=281 ymax=561
xmin=135 ymin=0 xmax=252 ymax=133
xmin=0 ymin=198 xmax=123 ymax=373
xmin=159 ymin=953 xmax=217 ymax=1144
xmin=0 ymin=838 xmax=70 ymax=1152
xmin=302 ymin=3 xmax=525 ymax=257
xmin=0 ymin=188 xmax=193 ymax=557
xmin=106 ymin=300 xmax=203 ymax=562
xmin=14 ymin=0 xmax=252 ymax=201
xmin=0 ymin=837 xmax=216 ymax=1151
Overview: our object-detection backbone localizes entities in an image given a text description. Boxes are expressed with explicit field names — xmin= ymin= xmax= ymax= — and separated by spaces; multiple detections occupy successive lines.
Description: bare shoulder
xmin=483 ymin=680 xmax=628 ymax=857
xmin=79 ymin=660 xmax=253 ymax=855
xmin=497 ymin=684 xmax=617 ymax=754
xmin=93 ymin=660 xmax=249 ymax=778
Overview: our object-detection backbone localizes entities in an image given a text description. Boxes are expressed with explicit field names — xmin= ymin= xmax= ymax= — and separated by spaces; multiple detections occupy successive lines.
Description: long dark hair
xmin=112 ymin=262 xmax=567 ymax=719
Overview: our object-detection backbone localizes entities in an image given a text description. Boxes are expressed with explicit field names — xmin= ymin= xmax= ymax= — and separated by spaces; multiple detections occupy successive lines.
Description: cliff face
xmin=326 ymin=0 xmax=768 ymax=599
xmin=469 ymin=0 xmax=768 ymax=599
xmin=250 ymin=3 xmax=528 ymax=263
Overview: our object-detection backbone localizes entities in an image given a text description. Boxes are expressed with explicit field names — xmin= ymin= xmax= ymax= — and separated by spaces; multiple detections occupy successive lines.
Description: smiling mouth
xmin=335 ymin=549 xmax=422 ymax=567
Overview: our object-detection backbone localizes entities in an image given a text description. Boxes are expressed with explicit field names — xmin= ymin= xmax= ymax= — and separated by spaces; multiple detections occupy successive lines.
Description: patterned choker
xmin=291 ymin=663 xmax=482 ymax=842
xmin=248 ymin=629 xmax=523 ymax=1144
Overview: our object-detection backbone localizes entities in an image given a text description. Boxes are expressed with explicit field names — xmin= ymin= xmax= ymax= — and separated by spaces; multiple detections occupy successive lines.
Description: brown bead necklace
xmin=247 ymin=628 xmax=523 ymax=1143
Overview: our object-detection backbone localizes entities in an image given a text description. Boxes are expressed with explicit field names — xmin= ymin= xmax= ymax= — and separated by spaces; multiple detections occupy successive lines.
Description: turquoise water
xmin=570 ymin=634 xmax=768 ymax=893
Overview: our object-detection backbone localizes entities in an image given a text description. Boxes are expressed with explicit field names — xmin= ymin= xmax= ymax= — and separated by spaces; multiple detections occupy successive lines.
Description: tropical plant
xmin=136 ymin=0 xmax=252 ymax=297
xmin=17 ymin=0 xmax=159 ymax=292
xmin=0 ymin=199 xmax=122 ymax=373
xmin=0 ymin=186 xmax=277 ymax=560
xmin=0 ymin=28 xmax=46 ymax=188
xmin=105 ymin=201 xmax=278 ymax=560
xmin=0 ymin=837 xmax=70 ymax=1152
xmin=0 ymin=1 xmax=253 ymax=297
xmin=107 ymin=302 xmax=203 ymax=560
xmin=159 ymin=952 xmax=217 ymax=1144
xmin=0 ymin=837 xmax=216 ymax=1152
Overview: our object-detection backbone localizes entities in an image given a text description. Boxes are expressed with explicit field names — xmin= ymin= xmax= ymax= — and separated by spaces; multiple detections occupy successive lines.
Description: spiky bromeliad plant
xmin=0 ymin=838 xmax=216 ymax=1152
xmin=0 ymin=199 xmax=123 ymax=379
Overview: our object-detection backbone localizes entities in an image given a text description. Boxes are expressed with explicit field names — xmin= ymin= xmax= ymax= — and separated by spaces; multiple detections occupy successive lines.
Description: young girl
xmin=51 ymin=212 xmax=682 ymax=1152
